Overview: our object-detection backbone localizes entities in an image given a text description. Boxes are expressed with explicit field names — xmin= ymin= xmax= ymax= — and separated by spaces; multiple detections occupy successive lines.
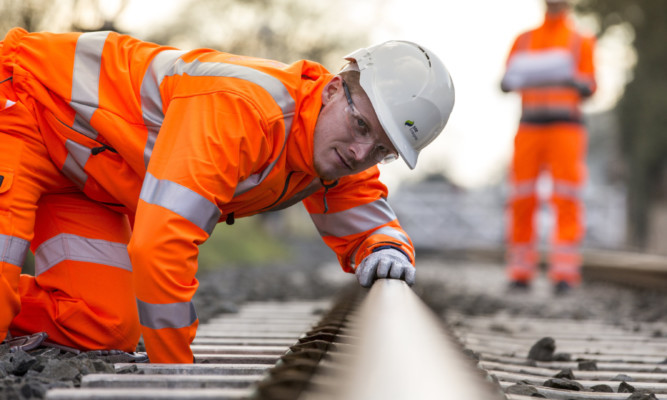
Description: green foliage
xmin=197 ymin=216 xmax=291 ymax=270
xmin=576 ymin=0 xmax=667 ymax=247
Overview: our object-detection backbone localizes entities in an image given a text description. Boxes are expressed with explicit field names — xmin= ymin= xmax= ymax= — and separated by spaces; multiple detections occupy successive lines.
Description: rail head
xmin=330 ymin=279 xmax=503 ymax=400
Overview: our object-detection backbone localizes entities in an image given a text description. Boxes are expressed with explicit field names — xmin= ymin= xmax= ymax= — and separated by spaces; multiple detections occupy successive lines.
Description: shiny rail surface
xmin=297 ymin=279 xmax=502 ymax=400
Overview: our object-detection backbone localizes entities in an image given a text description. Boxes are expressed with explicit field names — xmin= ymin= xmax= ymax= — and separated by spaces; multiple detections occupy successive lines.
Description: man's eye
xmin=356 ymin=118 xmax=368 ymax=132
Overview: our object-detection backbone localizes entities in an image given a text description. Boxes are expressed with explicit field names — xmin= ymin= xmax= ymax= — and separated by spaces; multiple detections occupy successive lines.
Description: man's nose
xmin=350 ymin=141 xmax=375 ymax=161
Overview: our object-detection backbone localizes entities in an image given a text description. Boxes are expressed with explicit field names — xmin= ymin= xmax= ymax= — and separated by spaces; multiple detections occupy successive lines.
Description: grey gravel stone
xmin=527 ymin=337 xmax=556 ymax=361
xmin=543 ymin=378 xmax=585 ymax=391
xmin=590 ymin=384 xmax=614 ymax=392
xmin=4 ymin=350 xmax=36 ymax=376
xmin=619 ymin=380 xmax=636 ymax=393
xmin=578 ymin=360 xmax=598 ymax=371
xmin=554 ymin=368 xmax=575 ymax=380
xmin=626 ymin=391 xmax=658 ymax=400
xmin=613 ymin=373 xmax=634 ymax=382
xmin=505 ymin=383 xmax=540 ymax=396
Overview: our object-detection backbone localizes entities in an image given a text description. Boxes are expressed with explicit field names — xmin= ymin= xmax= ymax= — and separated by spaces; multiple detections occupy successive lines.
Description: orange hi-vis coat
xmin=503 ymin=12 xmax=596 ymax=285
xmin=0 ymin=28 xmax=414 ymax=363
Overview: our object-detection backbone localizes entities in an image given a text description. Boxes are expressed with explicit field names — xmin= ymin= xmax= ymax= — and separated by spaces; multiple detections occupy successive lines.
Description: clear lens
xmin=342 ymin=79 xmax=399 ymax=164
xmin=379 ymin=153 xmax=399 ymax=164
xmin=345 ymin=105 xmax=375 ymax=144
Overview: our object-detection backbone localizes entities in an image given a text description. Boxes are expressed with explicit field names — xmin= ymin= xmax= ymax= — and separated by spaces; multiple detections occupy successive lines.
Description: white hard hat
xmin=344 ymin=40 xmax=455 ymax=169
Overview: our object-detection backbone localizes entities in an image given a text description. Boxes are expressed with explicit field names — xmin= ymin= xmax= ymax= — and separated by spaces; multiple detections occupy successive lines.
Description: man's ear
xmin=322 ymin=75 xmax=342 ymax=106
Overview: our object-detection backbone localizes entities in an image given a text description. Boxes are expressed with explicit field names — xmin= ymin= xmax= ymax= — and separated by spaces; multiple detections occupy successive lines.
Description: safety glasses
xmin=342 ymin=80 xmax=398 ymax=164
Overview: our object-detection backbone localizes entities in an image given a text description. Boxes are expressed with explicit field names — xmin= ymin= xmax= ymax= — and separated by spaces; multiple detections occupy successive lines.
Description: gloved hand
xmin=356 ymin=248 xmax=415 ymax=288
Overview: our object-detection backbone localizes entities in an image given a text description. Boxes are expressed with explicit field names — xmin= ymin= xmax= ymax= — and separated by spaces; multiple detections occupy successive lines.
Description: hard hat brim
xmin=359 ymin=80 xmax=420 ymax=169
xmin=344 ymin=53 xmax=419 ymax=169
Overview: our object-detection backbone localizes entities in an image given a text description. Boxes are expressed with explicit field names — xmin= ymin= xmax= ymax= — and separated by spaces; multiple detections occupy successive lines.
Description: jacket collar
xmin=543 ymin=10 xmax=569 ymax=28
xmin=285 ymin=74 xmax=333 ymax=178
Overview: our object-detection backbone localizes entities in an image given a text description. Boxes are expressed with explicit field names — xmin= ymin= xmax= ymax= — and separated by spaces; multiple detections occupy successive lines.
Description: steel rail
xmin=298 ymin=279 xmax=504 ymax=400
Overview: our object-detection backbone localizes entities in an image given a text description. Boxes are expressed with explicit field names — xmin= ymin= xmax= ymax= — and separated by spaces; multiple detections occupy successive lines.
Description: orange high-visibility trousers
xmin=506 ymin=122 xmax=587 ymax=285
xmin=0 ymin=75 xmax=140 ymax=351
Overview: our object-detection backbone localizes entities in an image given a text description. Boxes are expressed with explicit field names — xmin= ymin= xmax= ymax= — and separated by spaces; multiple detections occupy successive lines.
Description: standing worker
xmin=501 ymin=0 xmax=596 ymax=293
xmin=0 ymin=28 xmax=455 ymax=363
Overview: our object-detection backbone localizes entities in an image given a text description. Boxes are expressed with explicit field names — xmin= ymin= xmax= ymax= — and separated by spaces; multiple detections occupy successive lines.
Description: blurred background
xmin=4 ymin=0 xmax=666 ymax=269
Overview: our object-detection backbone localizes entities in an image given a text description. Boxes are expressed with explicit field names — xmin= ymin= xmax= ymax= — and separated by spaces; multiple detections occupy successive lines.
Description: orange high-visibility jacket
xmin=2 ymin=28 xmax=414 ymax=362
xmin=503 ymin=12 xmax=596 ymax=122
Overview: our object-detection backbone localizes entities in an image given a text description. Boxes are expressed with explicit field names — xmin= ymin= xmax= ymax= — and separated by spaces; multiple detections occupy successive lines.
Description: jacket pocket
xmin=0 ymin=134 xmax=24 ymax=195
xmin=0 ymin=170 xmax=14 ymax=194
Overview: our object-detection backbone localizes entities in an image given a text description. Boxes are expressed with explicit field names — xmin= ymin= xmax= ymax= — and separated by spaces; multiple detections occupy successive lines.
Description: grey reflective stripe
xmin=140 ymin=50 xmax=187 ymax=168
xmin=349 ymin=226 xmax=411 ymax=270
xmin=0 ymin=234 xmax=30 ymax=268
xmin=165 ymin=59 xmax=295 ymax=195
xmin=510 ymin=179 xmax=536 ymax=199
xmin=139 ymin=172 xmax=220 ymax=235
xmin=2 ymin=99 xmax=15 ymax=110
xmin=61 ymin=139 xmax=90 ymax=188
xmin=552 ymin=243 xmax=579 ymax=254
xmin=310 ymin=198 xmax=397 ymax=238
xmin=137 ymin=298 xmax=197 ymax=330
xmin=508 ymin=243 xmax=537 ymax=270
xmin=33 ymin=233 xmax=131 ymax=276
xmin=70 ymin=31 xmax=109 ymax=140
xmin=370 ymin=226 xmax=410 ymax=246
xmin=553 ymin=179 xmax=582 ymax=199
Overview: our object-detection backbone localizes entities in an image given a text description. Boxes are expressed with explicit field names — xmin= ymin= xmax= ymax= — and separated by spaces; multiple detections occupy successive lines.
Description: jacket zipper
xmin=260 ymin=171 xmax=296 ymax=211
xmin=53 ymin=114 xmax=119 ymax=155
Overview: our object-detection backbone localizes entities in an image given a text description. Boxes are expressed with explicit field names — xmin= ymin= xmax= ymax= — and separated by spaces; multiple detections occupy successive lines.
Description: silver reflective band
xmin=61 ymin=139 xmax=91 ymax=189
xmin=553 ymin=179 xmax=582 ymax=199
xmin=349 ymin=225 xmax=412 ymax=270
xmin=137 ymin=298 xmax=197 ymax=330
xmin=70 ymin=31 xmax=109 ymax=140
xmin=510 ymin=179 xmax=537 ymax=199
xmin=140 ymin=50 xmax=187 ymax=168
xmin=369 ymin=225 xmax=410 ymax=245
xmin=139 ymin=172 xmax=220 ymax=235
xmin=310 ymin=198 xmax=397 ymax=238
xmin=0 ymin=234 xmax=30 ymax=268
xmin=33 ymin=233 xmax=132 ymax=276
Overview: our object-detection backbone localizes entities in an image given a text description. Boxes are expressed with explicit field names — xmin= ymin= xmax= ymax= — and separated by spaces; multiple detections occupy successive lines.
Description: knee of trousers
xmin=13 ymin=264 xmax=141 ymax=352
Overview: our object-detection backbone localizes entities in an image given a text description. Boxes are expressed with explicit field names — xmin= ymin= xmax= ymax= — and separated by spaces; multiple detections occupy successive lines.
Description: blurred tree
xmin=143 ymin=0 xmax=370 ymax=71
xmin=0 ymin=0 xmax=128 ymax=35
xmin=576 ymin=0 xmax=667 ymax=248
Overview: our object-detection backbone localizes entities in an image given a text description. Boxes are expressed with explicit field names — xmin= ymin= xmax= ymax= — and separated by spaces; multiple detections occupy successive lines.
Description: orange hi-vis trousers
xmin=0 ymin=74 xmax=140 ymax=351
xmin=506 ymin=122 xmax=587 ymax=285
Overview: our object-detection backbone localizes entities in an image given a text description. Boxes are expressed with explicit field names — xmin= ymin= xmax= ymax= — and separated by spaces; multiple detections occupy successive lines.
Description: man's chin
xmin=314 ymin=164 xmax=342 ymax=182
xmin=318 ymin=172 xmax=341 ymax=182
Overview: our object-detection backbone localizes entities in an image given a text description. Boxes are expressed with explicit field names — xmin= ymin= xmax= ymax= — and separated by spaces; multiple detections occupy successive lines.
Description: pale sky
xmin=113 ymin=0 xmax=632 ymax=191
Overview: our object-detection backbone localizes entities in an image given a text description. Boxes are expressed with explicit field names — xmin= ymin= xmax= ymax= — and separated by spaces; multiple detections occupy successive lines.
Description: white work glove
xmin=356 ymin=248 xmax=415 ymax=288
